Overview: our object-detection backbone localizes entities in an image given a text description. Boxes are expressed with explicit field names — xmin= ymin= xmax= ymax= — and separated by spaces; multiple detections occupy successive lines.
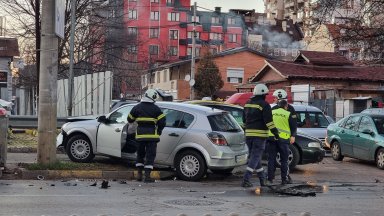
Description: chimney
xmin=215 ymin=7 xmax=221 ymax=13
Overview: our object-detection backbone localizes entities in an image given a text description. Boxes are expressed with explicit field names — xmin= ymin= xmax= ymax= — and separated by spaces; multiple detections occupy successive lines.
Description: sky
xmin=194 ymin=0 xmax=264 ymax=13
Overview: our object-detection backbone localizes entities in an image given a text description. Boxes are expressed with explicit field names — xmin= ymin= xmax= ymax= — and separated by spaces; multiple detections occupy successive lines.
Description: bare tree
xmin=307 ymin=0 xmax=384 ymax=65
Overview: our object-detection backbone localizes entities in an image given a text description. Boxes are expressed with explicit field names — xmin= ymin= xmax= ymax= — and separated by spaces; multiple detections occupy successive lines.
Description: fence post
xmin=0 ymin=115 xmax=9 ymax=174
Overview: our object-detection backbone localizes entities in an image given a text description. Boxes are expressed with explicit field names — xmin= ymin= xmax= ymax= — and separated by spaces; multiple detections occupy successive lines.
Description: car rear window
xmin=208 ymin=113 xmax=241 ymax=132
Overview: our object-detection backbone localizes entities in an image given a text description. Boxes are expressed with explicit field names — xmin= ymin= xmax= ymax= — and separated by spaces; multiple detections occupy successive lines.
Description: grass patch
xmin=8 ymin=133 xmax=38 ymax=148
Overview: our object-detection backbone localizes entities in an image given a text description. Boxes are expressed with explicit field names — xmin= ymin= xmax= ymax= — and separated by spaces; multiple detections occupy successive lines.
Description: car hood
xmin=67 ymin=115 xmax=99 ymax=122
xmin=298 ymin=128 xmax=327 ymax=139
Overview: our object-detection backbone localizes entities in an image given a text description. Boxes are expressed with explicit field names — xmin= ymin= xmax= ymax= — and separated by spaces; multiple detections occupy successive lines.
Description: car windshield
xmin=372 ymin=116 xmax=384 ymax=134
xmin=208 ymin=113 xmax=241 ymax=132
xmin=297 ymin=111 xmax=330 ymax=128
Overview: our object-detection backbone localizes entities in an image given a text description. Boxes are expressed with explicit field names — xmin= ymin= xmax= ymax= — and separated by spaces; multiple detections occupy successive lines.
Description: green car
xmin=326 ymin=113 xmax=384 ymax=169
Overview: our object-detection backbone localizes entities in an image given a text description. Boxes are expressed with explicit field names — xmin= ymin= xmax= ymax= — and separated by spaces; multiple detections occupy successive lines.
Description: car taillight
xmin=207 ymin=132 xmax=228 ymax=146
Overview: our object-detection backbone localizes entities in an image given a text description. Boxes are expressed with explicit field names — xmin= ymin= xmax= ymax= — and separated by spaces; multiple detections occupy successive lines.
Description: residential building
xmin=249 ymin=50 xmax=384 ymax=119
xmin=0 ymin=37 xmax=19 ymax=101
xmin=142 ymin=47 xmax=272 ymax=100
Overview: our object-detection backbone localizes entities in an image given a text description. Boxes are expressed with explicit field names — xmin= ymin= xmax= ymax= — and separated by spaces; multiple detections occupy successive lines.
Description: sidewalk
xmin=2 ymin=152 xmax=175 ymax=181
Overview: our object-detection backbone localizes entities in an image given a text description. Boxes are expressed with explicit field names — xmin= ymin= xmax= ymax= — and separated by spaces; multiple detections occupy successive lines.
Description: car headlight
xmin=307 ymin=142 xmax=321 ymax=148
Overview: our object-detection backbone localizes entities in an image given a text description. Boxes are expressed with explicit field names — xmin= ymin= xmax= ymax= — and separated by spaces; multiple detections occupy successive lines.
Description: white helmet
xmin=273 ymin=89 xmax=287 ymax=100
xmin=145 ymin=89 xmax=158 ymax=100
xmin=253 ymin=83 xmax=269 ymax=96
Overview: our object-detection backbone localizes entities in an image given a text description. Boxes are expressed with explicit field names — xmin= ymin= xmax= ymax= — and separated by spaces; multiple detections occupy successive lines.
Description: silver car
xmin=56 ymin=102 xmax=248 ymax=181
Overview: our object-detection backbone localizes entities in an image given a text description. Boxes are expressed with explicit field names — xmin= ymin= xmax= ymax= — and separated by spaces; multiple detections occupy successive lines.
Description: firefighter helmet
xmin=273 ymin=89 xmax=287 ymax=100
xmin=253 ymin=84 xmax=269 ymax=96
xmin=145 ymin=89 xmax=158 ymax=100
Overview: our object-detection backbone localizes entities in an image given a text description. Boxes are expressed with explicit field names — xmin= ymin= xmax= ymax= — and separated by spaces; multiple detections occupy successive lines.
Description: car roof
xmin=186 ymin=100 xmax=243 ymax=108
xmin=290 ymin=104 xmax=322 ymax=112
xmin=121 ymin=101 xmax=227 ymax=115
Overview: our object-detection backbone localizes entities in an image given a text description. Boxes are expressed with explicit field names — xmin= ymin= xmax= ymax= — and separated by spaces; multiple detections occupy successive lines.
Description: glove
xmin=274 ymin=133 xmax=280 ymax=141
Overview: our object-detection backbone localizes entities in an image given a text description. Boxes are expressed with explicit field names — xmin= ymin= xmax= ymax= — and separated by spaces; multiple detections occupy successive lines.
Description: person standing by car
xmin=267 ymin=89 xmax=297 ymax=182
xmin=241 ymin=84 xmax=280 ymax=188
xmin=267 ymin=99 xmax=296 ymax=185
xmin=127 ymin=89 xmax=166 ymax=183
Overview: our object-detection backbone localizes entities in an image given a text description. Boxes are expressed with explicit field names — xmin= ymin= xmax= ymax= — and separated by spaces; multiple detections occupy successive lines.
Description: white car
xmin=57 ymin=102 xmax=248 ymax=181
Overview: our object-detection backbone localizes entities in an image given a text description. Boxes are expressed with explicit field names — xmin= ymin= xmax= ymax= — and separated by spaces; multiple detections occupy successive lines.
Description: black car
xmin=186 ymin=100 xmax=325 ymax=170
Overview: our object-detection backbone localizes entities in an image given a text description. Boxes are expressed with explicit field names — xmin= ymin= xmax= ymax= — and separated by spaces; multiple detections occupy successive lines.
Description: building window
xmin=229 ymin=34 xmax=237 ymax=43
xmin=150 ymin=28 xmax=159 ymax=38
xmin=169 ymin=30 xmax=179 ymax=40
xmin=187 ymin=47 xmax=200 ymax=56
xmin=163 ymin=70 xmax=168 ymax=82
xmin=226 ymin=68 xmax=244 ymax=84
xmin=274 ymin=48 xmax=280 ymax=56
xmin=166 ymin=0 xmax=173 ymax=5
xmin=281 ymin=48 xmax=287 ymax=56
xmin=291 ymin=49 xmax=298 ymax=57
xmin=190 ymin=15 xmax=200 ymax=23
xmin=128 ymin=9 xmax=137 ymax=19
xmin=168 ymin=12 xmax=180 ymax=21
xmin=188 ymin=31 xmax=200 ymax=39
xmin=151 ymin=0 xmax=159 ymax=3
xmin=127 ymin=27 xmax=137 ymax=36
xmin=228 ymin=17 xmax=236 ymax=25
xmin=211 ymin=17 xmax=220 ymax=24
xmin=169 ymin=46 xmax=178 ymax=56
xmin=149 ymin=45 xmax=159 ymax=55
xmin=150 ymin=11 xmax=159 ymax=20
xmin=127 ymin=45 xmax=137 ymax=54
xmin=210 ymin=33 xmax=222 ymax=40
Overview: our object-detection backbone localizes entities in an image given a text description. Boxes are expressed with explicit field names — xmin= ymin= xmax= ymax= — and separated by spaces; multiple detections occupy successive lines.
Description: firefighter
xmin=241 ymin=83 xmax=280 ymax=188
xmin=267 ymin=99 xmax=296 ymax=185
xmin=267 ymin=89 xmax=297 ymax=182
xmin=127 ymin=89 xmax=166 ymax=183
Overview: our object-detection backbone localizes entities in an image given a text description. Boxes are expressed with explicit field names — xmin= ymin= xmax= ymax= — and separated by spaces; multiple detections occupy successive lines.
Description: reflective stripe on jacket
xmin=127 ymin=102 xmax=166 ymax=142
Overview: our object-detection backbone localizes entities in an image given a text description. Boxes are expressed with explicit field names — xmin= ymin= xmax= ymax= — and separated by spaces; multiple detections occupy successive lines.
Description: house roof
xmin=0 ymin=37 xmax=19 ymax=57
xmin=295 ymin=50 xmax=354 ymax=66
xmin=251 ymin=59 xmax=384 ymax=82
xmin=155 ymin=47 xmax=273 ymax=71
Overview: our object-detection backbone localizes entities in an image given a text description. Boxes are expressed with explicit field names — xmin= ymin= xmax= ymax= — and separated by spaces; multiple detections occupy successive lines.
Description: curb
xmin=7 ymin=147 xmax=64 ymax=154
xmin=19 ymin=168 xmax=175 ymax=180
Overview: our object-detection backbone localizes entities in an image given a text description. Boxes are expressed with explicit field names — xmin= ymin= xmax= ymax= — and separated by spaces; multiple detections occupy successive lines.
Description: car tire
xmin=376 ymin=148 xmax=384 ymax=169
xmin=210 ymin=168 xmax=234 ymax=175
xmin=276 ymin=145 xmax=300 ymax=170
xmin=331 ymin=141 xmax=344 ymax=161
xmin=175 ymin=150 xmax=207 ymax=181
xmin=66 ymin=134 xmax=95 ymax=163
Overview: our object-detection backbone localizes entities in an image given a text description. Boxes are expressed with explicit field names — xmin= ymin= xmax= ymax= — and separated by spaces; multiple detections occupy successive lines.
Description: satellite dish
xmin=189 ymin=79 xmax=195 ymax=87
xmin=184 ymin=75 xmax=191 ymax=81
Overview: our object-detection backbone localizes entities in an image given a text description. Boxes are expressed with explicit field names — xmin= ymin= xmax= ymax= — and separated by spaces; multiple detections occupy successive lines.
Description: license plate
xmin=56 ymin=133 xmax=63 ymax=147
xmin=236 ymin=154 xmax=247 ymax=163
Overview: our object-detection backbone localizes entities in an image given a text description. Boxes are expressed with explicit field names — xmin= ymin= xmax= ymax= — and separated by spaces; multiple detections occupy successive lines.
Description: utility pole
xmin=190 ymin=2 xmax=197 ymax=100
xmin=67 ymin=0 xmax=76 ymax=116
xmin=37 ymin=0 xmax=58 ymax=164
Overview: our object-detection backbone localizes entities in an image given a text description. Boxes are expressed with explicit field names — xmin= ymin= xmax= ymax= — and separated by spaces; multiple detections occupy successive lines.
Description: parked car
xmin=185 ymin=100 xmax=325 ymax=170
xmin=57 ymin=102 xmax=248 ymax=181
xmin=361 ymin=108 xmax=384 ymax=115
xmin=110 ymin=99 xmax=139 ymax=112
xmin=326 ymin=113 xmax=384 ymax=169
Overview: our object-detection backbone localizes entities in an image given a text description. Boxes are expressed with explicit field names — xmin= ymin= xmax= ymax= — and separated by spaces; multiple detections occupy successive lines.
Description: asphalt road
xmin=1 ymin=156 xmax=384 ymax=216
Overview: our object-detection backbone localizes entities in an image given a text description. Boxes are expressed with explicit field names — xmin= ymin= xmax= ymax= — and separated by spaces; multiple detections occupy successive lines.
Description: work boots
xmin=144 ymin=168 xmax=155 ymax=183
xmin=136 ymin=167 xmax=143 ymax=182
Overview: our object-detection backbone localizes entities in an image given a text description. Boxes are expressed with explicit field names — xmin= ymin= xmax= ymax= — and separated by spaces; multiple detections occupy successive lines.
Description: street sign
xmin=55 ymin=0 xmax=65 ymax=39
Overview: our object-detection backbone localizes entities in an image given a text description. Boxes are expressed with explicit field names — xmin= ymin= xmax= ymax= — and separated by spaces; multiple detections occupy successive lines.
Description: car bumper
xmin=301 ymin=147 xmax=325 ymax=164
xmin=207 ymin=149 xmax=249 ymax=169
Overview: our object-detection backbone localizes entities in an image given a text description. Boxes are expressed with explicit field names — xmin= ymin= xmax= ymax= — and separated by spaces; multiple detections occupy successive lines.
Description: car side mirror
xmin=97 ymin=115 xmax=107 ymax=123
xmin=362 ymin=128 xmax=374 ymax=136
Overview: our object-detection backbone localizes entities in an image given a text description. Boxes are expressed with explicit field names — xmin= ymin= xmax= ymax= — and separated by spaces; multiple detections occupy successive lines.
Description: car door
xmin=156 ymin=108 xmax=194 ymax=162
xmin=354 ymin=116 xmax=376 ymax=160
xmin=97 ymin=105 xmax=133 ymax=157
xmin=340 ymin=115 xmax=361 ymax=156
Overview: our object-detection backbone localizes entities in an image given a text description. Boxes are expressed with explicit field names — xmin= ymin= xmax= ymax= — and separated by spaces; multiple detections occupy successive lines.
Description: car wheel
xmin=276 ymin=144 xmax=300 ymax=170
xmin=376 ymin=148 xmax=384 ymax=169
xmin=210 ymin=168 xmax=234 ymax=175
xmin=66 ymin=134 xmax=95 ymax=163
xmin=175 ymin=150 xmax=207 ymax=181
xmin=331 ymin=141 xmax=344 ymax=161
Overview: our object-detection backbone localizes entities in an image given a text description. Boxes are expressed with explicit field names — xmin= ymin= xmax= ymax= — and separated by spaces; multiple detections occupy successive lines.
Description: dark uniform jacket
xmin=243 ymin=95 xmax=279 ymax=139
xmin=272 ymin=104 xmax=297 ymax=137
xmin=127 ymin=101 xmax=166 ymax=142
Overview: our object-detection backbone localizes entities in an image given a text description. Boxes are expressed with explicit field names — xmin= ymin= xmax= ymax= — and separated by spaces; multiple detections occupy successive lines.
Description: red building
xmin=124 ymin=0 xmax=246 ymax=69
